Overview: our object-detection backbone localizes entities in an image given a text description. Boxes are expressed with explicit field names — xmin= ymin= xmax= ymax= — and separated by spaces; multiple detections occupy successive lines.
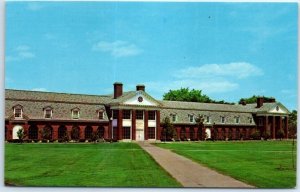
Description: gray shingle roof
xmin=160 ymin=100 xmax=254 ymax=113
xmin=5 ymin=89 xmax=112 ymax=104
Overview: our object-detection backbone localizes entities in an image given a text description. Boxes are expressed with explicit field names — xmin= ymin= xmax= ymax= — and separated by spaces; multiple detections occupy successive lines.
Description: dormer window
xmin=249 ymin=117 xmax=253 ymax=124
xmin=72 ymin=108 xmax=80 ymax=119
xmin=235 ymin=117 xmax=240 ymax=124
xmin=14 ymin=108 xmax=22 ymax=118
xmin=189 ymin=114 xmax=195 ymax=123
xmin=13 ymin=105 xmax=23 ymax=119
xmin=45 ymin=109 xmax=52 ymax=119
xmin=171 ymin=114 xmax=177 ymax=122
xmin=98 ymin=111 xmax=104 ymax=120
xmin=221 ymin=116 xmax=225 ymax=124
xmin=206 ymin=116 xmax=211 ymax=123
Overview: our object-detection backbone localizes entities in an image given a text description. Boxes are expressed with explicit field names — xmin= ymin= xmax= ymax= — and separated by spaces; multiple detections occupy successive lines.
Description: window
xmin=189 ymin=115 xmax=194 ymax=123
xmin=45 ymin=109 xmax=52 ymax=119
xmin=249 ymin=117 xmax=253 ymax=124
xmin=235 ymin=117 xmax=240 ymax=124
xmin=148 ymin=127 xmax=155 ymax=139
xmin=72 ymin=109 xmax=80 ymax=119
xmin=98 ymin=111 xmax=104 ymax=119
xmin=123 ymin=110 xmax=131 ymax=119
xmin=221 ymin=116 xmax=225 ymax=124
xmin=113 ymin=110 xmax=119 ymax=119
xmin=14 ymin=107 xmax=22 ymax=118
xmin=123 ymin=127 xmax=131 ymax=139
xmin=172 ymin=114 xmax=177 ymax=122
xmin=148 ymin=111 xmax=156 ymax=120
xmin=206 ymin=116 xmax=210 ymax=123
xmin=258 ymin=118 xmax=263 ymax=126
xmin=136 ymin=110 xmax=144 ymax=120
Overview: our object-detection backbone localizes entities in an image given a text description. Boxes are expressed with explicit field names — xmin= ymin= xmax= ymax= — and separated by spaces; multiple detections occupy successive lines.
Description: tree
xmin=288 ymin=110 xmax=297 ymax=139
xmin=40 ymin=126 xmax=52 ymax=141
xmin=71 ymin=127 xmax=80 ymax=142
xmin=238 ymin=95 xmax=275 ymax=104
xmin=17 ymin=128 xmax=25 ymax=143
xmin=161 ymin=117 xmax=176 ymax=141
xmin=163 ymin=88 xmax=234 ymax=104
xmin=195 ymin=114 xmax=204 ymax=140
xmin=277 ymin=129 xmax=285 ymax=141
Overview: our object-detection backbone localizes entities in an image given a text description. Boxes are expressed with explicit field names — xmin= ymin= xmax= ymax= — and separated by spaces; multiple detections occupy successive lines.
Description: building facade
xmin=5 ymin=82 xmax=290 ymax=142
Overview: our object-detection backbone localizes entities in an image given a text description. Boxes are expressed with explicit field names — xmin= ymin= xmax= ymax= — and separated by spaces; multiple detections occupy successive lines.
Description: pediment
xmin=268 ymin=104 xmax=289 ymax=114
xmin=123 ymin=91 xmax=160 ymax=106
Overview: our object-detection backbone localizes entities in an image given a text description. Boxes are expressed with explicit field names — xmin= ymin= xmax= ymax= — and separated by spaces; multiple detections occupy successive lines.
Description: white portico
xmin=110 ymin=85 xmax=162 ymax=141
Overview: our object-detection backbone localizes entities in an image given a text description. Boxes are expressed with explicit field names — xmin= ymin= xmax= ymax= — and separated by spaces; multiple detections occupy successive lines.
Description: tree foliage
xmin=239 ymin=95 xmax=275 ymax=104
xmin=288 ymin=110 xmax=297 ymax=138
xmin=163 ymin=88 xmax=234 ymax=104
xmin=40 ymin=126 xmax=52 ymax=140
xmin=17 ymin=128 xmax=25 ymax=143
xmin=161 ymin=117 xmax=176 ymax=141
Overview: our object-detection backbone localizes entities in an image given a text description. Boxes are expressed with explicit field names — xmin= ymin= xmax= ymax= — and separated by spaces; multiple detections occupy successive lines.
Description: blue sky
xmin=5 ymin=2 xmax=298 ymax=110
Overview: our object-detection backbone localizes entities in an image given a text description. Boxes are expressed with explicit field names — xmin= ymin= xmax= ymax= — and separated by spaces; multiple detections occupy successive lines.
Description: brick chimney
xmin=256 ymin=97 xmax=264 ymax=108
xmin=239 ymin=100 xmax=246 ymax=106
xmin=114 ymin=82 xmax=123 ymax=99
xmin=269 ymin=98 xmax=276 ymax=103
xmin=136 ymin=84 xmax=145 ymax=92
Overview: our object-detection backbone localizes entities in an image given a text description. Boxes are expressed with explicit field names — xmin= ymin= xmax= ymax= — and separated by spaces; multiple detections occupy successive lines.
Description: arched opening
xmin=28 ymin=125 xmax=38 ymax=140
xmin=222 ymin=128 xmax=226 ymax=140
xmin=205 ymin=128 xmax=211 ymax=139
xmin=228 ymin=128 xmax=232 ymax=140
xmin=97 ymin=126 xmax=104 ymax=139
xmin=189 ymin=128 xmax=195 ymax=140
xmin=58 ymin=125 xmax=67 ymax=139
xmin=12 ymin=125 xmax=23 ymax=140
xmin=197 ymin=127 xmax=202 ymax=140
xmin=180 ymin=127 xmax=186 ymax=141
xmin=71 ymin=126 xmax=80 ymax=141
xmin=42 ymin=125 xmax=53 ymax=140
xmin=85 ymin=126 xmax=93 ymax=140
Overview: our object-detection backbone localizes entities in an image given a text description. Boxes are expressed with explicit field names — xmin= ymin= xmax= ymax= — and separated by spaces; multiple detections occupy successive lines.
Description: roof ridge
xmin=5 ymin=89 xmax=111 ymax=98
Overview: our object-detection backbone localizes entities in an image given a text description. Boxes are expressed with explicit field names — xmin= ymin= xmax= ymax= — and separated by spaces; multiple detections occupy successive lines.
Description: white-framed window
xmin=98 ymin=111 xmax=104 ymax=119
xmin=13 ymin=105 xmax=23 ymax=119
xmin=221 ymin=116 xmax=225 ymax=124
xmin=189 ymin=114 xmax=195 ymax=123
xmin=44 ymin=108 xmax=53 ymax=119
xmin=171 ymin=114 xmax=177 ymax=122
xmin=206 ymin=116 xmax=211 ymax=123
xmin=136 ymin=110 xmax=144 ymax=120
xmin=14 ymin=108 xmax=22 ymax=118
xmin=148 ymin=111 xmax=156 ymax=120
xmin=235 ymin=117 xmax=240 ymax=124
xmin=72 ymin=108 xmax=80 ymax=119
xmin=123 ymin=110 xmax=131 ymax=119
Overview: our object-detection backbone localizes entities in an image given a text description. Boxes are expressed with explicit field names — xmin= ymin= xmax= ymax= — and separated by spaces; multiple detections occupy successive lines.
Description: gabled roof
xmin=109 ymin=91 xmax=162 ymax=107
xmin=243 ymin=102 xmax=290 ymax=114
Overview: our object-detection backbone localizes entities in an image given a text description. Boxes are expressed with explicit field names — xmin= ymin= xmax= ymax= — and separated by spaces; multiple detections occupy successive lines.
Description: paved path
xmin=138 ymin=142 xmax=254 ymax=188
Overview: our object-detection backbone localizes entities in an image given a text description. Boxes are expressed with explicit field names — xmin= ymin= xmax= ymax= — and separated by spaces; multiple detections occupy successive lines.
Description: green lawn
xmin=5 ymin=143 xmax=181 ymax=187
xmin=155 ymin=140 xmax=296 ymax=188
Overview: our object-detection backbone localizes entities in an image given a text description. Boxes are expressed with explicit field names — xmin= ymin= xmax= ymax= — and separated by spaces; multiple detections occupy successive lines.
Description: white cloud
xmin=177 ymin=62 xmax=263 ymax=79
xmin=92 ymin=40 xmax=142 ymax=57
xmin=32 ymin=88 xmax=47 ymax=92
xmin=6 ymin=45 xmax=35 ymax=62
xmin=27 ymin=2 xmax=43 ymax=11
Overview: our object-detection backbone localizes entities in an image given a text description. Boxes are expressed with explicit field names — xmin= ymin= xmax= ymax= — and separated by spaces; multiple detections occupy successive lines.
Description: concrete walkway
xmin=138 ymin=142 xmax=254 ymax=188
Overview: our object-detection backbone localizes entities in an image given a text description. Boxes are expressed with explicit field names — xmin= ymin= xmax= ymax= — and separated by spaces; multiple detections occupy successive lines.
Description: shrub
xmin=277 ymin=129 xmax=285 ymax=140
xmin=250 ymin=130 xmax=261 ymax=140
xmin=262 ymin=131 xmax=271 ymax=140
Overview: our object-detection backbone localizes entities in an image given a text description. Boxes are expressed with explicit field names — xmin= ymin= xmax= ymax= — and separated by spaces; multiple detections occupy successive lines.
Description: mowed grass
xmin=156 ymin=141 xmax=296 ymax=188
xmin=5 ymin=143 xmax=181 ymax=187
